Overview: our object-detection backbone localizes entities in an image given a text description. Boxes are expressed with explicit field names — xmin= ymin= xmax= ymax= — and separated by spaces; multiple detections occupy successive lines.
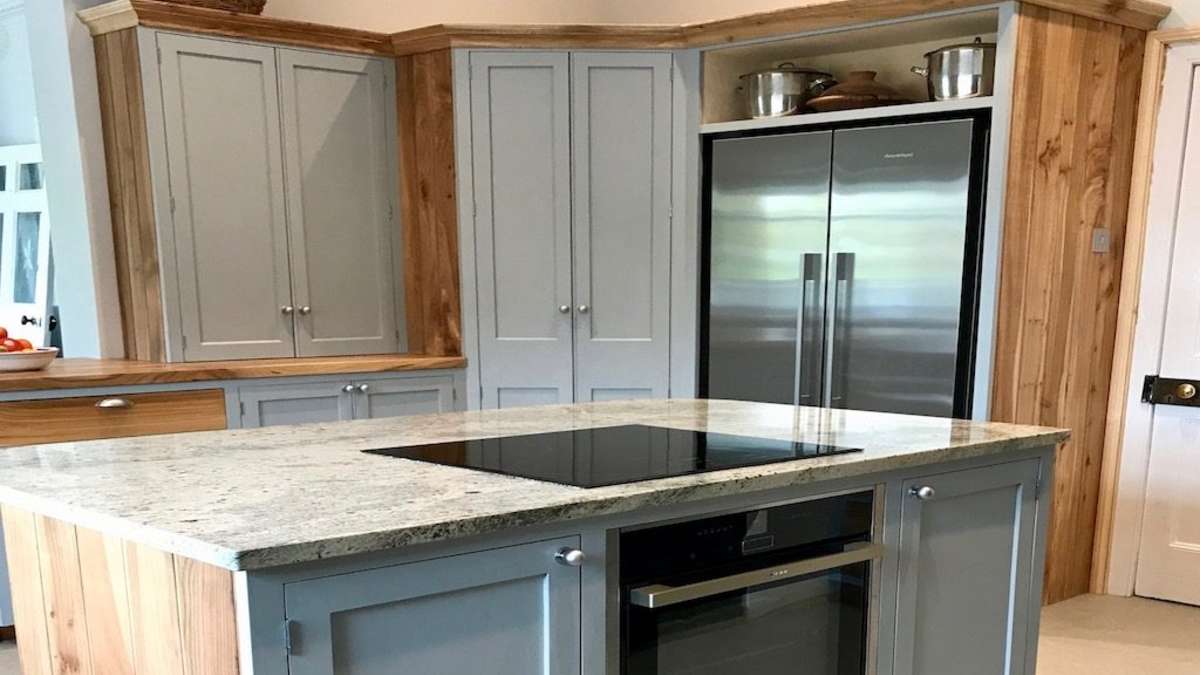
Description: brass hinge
xmin=1142 ymin=375 xmax=1200 ymax=408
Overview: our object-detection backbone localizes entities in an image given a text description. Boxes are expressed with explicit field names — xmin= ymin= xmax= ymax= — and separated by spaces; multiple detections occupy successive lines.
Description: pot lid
xmin=924 ymin=36 xmax=998 ymax=57
xmin=739 ymin=62 xmax=834 ymax=78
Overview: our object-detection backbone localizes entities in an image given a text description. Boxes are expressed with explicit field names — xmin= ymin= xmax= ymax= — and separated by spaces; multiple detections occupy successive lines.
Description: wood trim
xmin=0 ymin=626 xmax=14 ymax=641
xmin=391 ymin=23 xmax=685 ymax=56
xmin=991 ymin=4 xmax=1147 ymax=604
xmin=1090 ymin=27 xmax=1200 ymax=594
xmin=396 ymin=50 xmax=463 ymax=357
xmin=94 ymin=27 xmax=168 ymax=362
xmin=0 ymin=389 xmax=227 ymax=446
xmin=0 ymin=506 xmax=240 ymax=675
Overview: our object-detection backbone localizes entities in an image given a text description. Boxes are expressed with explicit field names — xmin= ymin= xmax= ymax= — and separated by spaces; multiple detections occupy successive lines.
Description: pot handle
xmin=777 ymin=61 xmax=797 ymax=68
xmin=911 ymin=65 xmax=929 ymax=77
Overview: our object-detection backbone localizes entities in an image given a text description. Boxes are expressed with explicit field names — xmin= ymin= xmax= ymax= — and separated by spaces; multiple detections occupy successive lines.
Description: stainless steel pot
xmin=739 ymin=63 xmax=837 ymax=118
xmin=912 ymin=37 xmax=996 ymax=100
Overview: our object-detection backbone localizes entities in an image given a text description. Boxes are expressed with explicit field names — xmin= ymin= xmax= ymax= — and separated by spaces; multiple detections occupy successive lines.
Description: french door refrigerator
xmin=701 ymin=114 xmax=989 ymax=419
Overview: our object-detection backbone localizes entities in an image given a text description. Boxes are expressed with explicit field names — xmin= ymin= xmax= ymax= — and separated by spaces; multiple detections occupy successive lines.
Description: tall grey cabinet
xmin=152 ymin=32 xmax=401 ymax=362
xmin=465 ymin=50 xmax=674 ymax=409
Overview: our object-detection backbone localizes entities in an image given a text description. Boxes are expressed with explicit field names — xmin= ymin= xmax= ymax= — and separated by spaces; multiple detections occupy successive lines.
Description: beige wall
xmin=261 ymin=0 xmax=1200 ymax=32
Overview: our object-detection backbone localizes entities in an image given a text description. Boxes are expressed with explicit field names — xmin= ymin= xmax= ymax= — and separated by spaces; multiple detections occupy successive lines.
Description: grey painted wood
xmin=156 ymin=33 xmax=295 ymax=361
xmin=238 ymin=380 xmax=352 ymax=428
xmin=277 ymin=49 xmax=400 ymax=358
xmin=0 ymin=519 xmax=10 ymax=627
xmin=669 ymin=49 xmax=701 ymax=398
xmin=351 ymin=375 xmax=455 ymax=419
xmin=283 ymin=536 xmax=581 ymax=675
xmin=469 ymin=51 xmax=574 ymax=409
xmin=894 ymin=458 xmax=1041 ymax=675
xmin=570 ymin=52 xmax=673 ymax=403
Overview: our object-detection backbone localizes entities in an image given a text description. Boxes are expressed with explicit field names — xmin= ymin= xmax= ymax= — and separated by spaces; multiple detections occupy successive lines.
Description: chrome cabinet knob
xmin=357 ymin=384 xmax=370 ymax=393
xmin=577 ymin=304 xmax=590 ymax=314
xmin=555 ymin=548 xmax=585 ymax=567
xmin=95 ymin=397 xmax=133 ymax=410
xmin=558 ymin=304 xmax=571 ymax=314
xmin=910 ymin=486 xmax=937 ymax=501
xmin=281 ymin=305 xmax=295 ymax=315
xmin=298 ymin=306 xmax=312 ymax=316
xmin=342 ymin=384 xmax=355 ymax=393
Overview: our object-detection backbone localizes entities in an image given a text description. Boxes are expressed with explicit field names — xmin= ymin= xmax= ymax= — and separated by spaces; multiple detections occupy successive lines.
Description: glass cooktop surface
xmin=362 ymin=425 xmax=862 ymax=488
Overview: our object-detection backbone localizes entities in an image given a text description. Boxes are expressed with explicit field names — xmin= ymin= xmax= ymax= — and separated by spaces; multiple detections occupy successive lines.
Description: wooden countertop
xmin=0 ymin=355 xmax=466 ymax=393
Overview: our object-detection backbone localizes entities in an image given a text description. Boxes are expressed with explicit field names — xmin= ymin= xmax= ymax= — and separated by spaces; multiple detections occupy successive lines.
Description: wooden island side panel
xmin=1 ymin=507 xmax=240 ymax=675
xmin=992 ymin=4 xmax=1146 ymax=603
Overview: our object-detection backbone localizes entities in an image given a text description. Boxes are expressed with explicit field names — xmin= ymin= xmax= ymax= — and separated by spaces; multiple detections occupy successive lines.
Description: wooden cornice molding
xmin=79 ymin=0 xmax=1170 ymax=57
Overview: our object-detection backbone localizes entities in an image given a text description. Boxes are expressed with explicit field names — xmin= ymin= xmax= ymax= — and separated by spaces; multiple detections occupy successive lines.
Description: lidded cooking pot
xmin=738 ymin=63 xmax=837 ymax=118
xmin=912 ymin=37 xmax=997 ymax=100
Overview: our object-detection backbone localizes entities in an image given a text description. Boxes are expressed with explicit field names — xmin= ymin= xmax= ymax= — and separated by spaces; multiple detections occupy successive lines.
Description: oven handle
xmin=628 ymin=543 xmax=882 ymax=609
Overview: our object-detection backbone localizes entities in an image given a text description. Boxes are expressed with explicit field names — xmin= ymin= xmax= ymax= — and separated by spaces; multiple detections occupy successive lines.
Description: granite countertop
xmin=0 ymin=399 xmax=1068 ymax=571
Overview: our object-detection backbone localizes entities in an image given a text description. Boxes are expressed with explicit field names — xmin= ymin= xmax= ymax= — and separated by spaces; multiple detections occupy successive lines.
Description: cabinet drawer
xmin=0 ymin=389 xmax=227 ymax=446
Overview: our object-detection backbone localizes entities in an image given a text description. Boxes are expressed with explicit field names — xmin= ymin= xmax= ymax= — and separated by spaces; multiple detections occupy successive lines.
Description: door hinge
xmin=180 ymin=334 xmax=188 ymax=350
xmin=284 ymin=618 xmax=297 ymax=654
xmin=169 ymin=195 xmax=176 ymax=214
xmin=156 ymin=45 xmax=162 ymax=64
xmin=238 ymin=400 xmax=246 ymax=418
xmin=1142 ymin=375 xmax=1200 ymax=408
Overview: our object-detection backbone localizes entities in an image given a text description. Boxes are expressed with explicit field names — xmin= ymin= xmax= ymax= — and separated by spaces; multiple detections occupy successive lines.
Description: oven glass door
xmin=625 ymin=562 xmax=869 ymax=675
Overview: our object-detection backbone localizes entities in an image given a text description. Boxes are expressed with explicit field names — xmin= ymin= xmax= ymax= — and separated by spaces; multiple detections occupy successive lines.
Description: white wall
xmin=1163 ymin=0 xmax=1200 ymax=28
xmin=0 ymin=2 xmax=38 ymax=145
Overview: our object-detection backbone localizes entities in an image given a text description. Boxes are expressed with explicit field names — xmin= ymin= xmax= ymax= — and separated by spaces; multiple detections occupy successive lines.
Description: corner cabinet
xmin=893 ymin=459 xmax=1043 ymax=675
xmin=147 ymin=32 xmax=402 ymax=361
xmin=463 ymin=50 xmax=674 ymax=408
xmin=283 ymin=537 xmax=582 ymax=675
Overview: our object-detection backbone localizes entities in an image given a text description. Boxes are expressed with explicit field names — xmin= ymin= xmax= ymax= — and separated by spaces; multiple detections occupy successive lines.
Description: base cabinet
xmin=893 ymin=459 xmax=1042 ymax=675
xmin=238 ymin=375 xmax=456 ymax=428
xmin=283 ymin=537 xmax=582 ymax=675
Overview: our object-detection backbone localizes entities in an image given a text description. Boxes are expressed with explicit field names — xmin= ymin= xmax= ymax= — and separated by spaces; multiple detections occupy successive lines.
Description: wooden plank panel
xmin=173 ymin=557 xmax=240 ymax=675
xmin=993 ymin=5 xmax=1147 ymax=603
xmin=1 ymin=507 xmax=53 ymax=675
xmin=397 ymin=50 xmax=463 ymax=357
xmin=75 ymin=528 xmax=137 ymax=675
xmin=0 ymin=389 xmax=227 ymax=447
xmin=34 ymin=515 xmax=95 ymax=675
xmin=125 ymin=541 xmax=185 ymax=674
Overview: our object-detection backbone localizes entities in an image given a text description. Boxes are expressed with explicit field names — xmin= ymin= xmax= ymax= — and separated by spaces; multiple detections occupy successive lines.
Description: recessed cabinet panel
xmin=278 ymin=49 xmax=400 ymax=357
xmin=571 ymin=53 xmax=673 ymax=401
xmin=470 ymin=52 xmax=575 ymax=408
xmin=157 ymin=34 xmax=295 ymax=360
xmin=353 ymin=376 xmax=455 ymax=419
xmin=238 ymin=382 xmax=351 ymax=428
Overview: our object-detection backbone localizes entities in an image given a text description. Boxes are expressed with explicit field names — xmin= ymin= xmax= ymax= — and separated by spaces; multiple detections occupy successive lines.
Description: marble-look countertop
xmin=0 ymin=400 xmax=1068 ymax=571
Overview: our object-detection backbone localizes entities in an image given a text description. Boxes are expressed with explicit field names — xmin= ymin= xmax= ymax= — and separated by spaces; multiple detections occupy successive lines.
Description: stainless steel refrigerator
xmin=701 ymin=116 xmax=989 ymax=418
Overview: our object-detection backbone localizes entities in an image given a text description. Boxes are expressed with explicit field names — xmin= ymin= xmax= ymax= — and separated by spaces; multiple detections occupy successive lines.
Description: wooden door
xmin=238 ymin=381 xmax=352 ymax=428
xmin=351 ymin=375 xmax=456 ymax=419
xmin=1135 ymin=60 xmax=1200 ymax=607
xmin=157 ymin=33 xmax=295 ymax=361
xmin=470 ymin=51 xmax=575 ymax=409
xmin=277 ymin=49 xmax=401 ymax=358
xmin=569 ymin=53 xmax=673 ymax=402
xmin=0 ymin=144 xmax=52 ymax=346
xmin=284 ymin=537 xmax=581 ymax=675
xmin=894 ymin=459 xmax=1041 ymax=675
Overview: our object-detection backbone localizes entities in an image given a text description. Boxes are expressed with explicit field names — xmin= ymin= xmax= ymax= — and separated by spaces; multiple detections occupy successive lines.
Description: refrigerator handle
xmin=798 ymin=253 xmax=824 ymax=406
xmin=827 ymin=252 xmax=855 ymax=408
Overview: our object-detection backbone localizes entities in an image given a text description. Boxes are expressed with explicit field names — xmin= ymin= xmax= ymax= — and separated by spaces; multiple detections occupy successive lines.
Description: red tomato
xmin=0 ymin=326 xmax=7 ymax=340
xmin=15 ymin=338 xmax=32 ymax=351
xmin=0 ymin=338 xmax=18 ymax=352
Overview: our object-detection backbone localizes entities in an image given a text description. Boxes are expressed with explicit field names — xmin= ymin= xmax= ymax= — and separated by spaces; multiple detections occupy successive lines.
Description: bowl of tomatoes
xmin=0 ymin=326 xmax=58 ymax=372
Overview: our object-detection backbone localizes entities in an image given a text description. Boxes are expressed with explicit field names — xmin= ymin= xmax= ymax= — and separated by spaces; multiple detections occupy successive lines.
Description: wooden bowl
xmin=0 ymin=347 xmax=59 ymax=373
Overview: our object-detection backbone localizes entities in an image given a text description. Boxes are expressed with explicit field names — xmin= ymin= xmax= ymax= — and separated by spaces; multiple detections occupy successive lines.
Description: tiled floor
xmin=0 ymin=593 xmax=1197 ymax=673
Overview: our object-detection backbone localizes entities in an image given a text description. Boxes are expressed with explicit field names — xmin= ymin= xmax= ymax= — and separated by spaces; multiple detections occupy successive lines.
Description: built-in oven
xmin=620 ymin=490 xmax=879 ymax=674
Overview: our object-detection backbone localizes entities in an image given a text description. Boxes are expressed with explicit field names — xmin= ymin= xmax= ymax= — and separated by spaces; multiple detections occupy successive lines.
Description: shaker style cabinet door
xmin=350 ymin=375 xmax=456 ymax=419
xmin=277 ymin=49 xmax=401 ymax=357
xmin=470 ymin=52 xmax=575 ymax=409
xmin=238 ymin=381 xmax=353 ymax=428
xmin=569 ymin=53 xmax=673 ymax=402
xmin=893 ymin=459 xmax=1041 ymax=675
xmin=156 ymin=34 xmax=296 ymax=361
xmin=284 ymin=537 xmax=582 ymax=675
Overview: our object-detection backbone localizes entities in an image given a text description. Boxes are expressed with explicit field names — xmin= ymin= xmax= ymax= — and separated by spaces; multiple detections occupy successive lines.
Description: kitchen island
xmin=0 ymin=399 xmax=1066 ymax=675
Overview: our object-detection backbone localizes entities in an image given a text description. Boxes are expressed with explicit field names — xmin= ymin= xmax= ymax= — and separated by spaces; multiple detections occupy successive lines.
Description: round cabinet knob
xmin=555 ymin=548 xmax=585 ymax=567
xmin=342 ymin=384 xmax=356 ymax=393
xmin=558 ymin=305 xmax=571 ymax=314
xmin=281 ymin=305 xmax=295 ymax=315
xmin=298 ymin=306 xmax=312 ymax=316
xmin=357 ymin=384 xmax=370 ymax=393
xmin=577 ymin=304 xmax=590 ymax=314
xmin=910 ymin=486 xmax=937 ymax=501
xmin=1176 ymin=383 xmax=1197 ymax=401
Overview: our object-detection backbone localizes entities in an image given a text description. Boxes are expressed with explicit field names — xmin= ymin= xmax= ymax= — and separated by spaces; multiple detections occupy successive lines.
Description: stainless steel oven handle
xmin=628 ymin=542 xmax=882 ymax=609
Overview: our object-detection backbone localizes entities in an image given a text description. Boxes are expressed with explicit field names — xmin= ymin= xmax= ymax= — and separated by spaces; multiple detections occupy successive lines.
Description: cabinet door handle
xmin=342 ymin=384 xmax=355 ymax=393
xmin=555 ymin=548 xmax=585 ymax=567
xmin=577 ymin=304 xmax=590 ymax=314
xmin=281 ymin=305 xmax=295 ymax=315
xmin=298 ymin=306 xmax=312 ymax=316
xmin=910 ymin=486 xmax=937 ymax=501
xmin=95 ymin=397 xmax=133 ymax=410
xmin=357 ymin=384 xmax=370 ymax=393
xmin=558 ymin=304 xmax=571 ymax=314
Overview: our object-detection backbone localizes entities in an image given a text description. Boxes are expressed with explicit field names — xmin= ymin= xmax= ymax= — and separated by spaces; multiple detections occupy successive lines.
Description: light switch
xmin=1092 ymin=228 xmax=1111 ymax=254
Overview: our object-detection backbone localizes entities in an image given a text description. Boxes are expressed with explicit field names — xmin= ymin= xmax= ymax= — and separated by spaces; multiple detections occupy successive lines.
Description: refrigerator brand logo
xmin=884 ymin=152 xmax=916 ymax=159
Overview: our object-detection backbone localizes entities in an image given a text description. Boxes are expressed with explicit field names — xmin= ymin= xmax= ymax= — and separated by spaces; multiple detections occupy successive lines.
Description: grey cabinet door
xmin=351 ymin=375 xmax=455 ymax=419
xmin=470 ymin=52 xmax=575 ymax=409
xmin=238 ymin=381 xmax=352 ymax=428
xmin=894 ymin=459 xmax=1041 ymax=675
xmin=570 ymin=53 xmax=673 ymax=402
xmin=284 ymin=536 xmax=582 ymax=675
xmin=277 ymin=49 xmax=401 ymax=357
xmin=157 ymin=34 xmax=296 ymax=361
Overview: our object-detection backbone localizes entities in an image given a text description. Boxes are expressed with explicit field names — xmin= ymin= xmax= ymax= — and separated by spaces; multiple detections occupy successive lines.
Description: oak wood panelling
xmin=0 ymin=506 xmax=240 ymax=675
xmin=0 ymin=389 xmax=227 ymax=446
xmin=94 ymin=28 xmax=166 ymax=362
xmin=396 ymin=50 xmax=463 ymax=357
xmin=992 ymin=4 xmax=1146 ymax=604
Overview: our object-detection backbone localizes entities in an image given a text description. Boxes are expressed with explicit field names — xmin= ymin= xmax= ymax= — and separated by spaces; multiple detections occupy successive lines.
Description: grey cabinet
xmin=467 ymin=50 xmax=674 ymax=408
xmin=238 ymin=374 xmax=455 ymax=428
xmin=894 ymin=459 xmax=1042 ymax=675
xmin=153 ymin=33 xmax=401 ymax=362
xmin=283 ymin=536 xmax=581 ymax=675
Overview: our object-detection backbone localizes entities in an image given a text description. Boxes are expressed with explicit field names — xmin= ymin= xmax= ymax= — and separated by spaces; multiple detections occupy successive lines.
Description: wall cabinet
xmin=237 ymin=374 xmax=455 ymax=428
xmin=283 ymin=536 xmax=582 ymax=675
xmin=893 ymin=459 xmax=1042 ymax=675
xmin=153 ymin=33 xmax=401 ymax=362
xmin=466 ymin=50 xmax=674 ymax=408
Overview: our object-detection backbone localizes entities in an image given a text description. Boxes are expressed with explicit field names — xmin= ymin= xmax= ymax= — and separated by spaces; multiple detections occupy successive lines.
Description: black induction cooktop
xmin=362 ymin=425 xmax=861 ymax=488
